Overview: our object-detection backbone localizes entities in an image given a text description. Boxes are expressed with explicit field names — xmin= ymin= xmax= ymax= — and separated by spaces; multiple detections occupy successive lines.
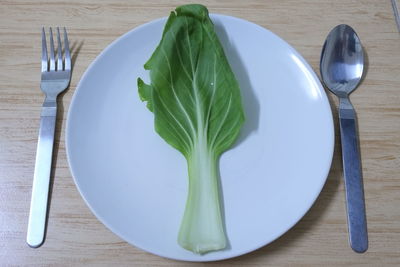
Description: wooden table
xmin=1 ymin=0 xmax=399 ymax=265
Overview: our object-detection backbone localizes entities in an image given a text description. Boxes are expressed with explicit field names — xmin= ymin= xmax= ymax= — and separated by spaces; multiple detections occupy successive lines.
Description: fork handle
xmin=27 ymin=99 xmax=57 ymax=248
xmin=339 ymin=103 xmax=368 ymax=253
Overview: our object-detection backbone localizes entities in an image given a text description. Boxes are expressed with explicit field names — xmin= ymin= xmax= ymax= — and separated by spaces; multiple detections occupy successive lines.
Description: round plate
xmin=66 ymin=14 xmax=334 ymax=261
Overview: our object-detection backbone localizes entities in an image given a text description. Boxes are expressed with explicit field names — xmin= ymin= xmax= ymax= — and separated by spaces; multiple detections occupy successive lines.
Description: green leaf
xmin=137 ymin=4 xmax=245 ymax=254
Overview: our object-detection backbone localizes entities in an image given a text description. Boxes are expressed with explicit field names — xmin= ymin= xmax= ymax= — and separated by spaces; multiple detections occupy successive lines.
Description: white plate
xmin=66 ymin=14 xmax=334 ymax=261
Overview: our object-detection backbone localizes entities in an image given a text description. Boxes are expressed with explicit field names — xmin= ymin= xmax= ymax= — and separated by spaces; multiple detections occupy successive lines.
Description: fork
xmin=27 ymin=27 xmax=71 ymax=248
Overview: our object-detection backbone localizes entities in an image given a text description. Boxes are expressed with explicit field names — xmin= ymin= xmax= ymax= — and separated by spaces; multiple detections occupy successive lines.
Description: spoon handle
xmin=339 ymin=101 xmax=368 ymax=253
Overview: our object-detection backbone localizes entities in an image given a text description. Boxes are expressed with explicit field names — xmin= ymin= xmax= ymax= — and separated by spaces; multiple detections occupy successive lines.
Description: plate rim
xmin=66 ymin=13 xmax=335 ymax=262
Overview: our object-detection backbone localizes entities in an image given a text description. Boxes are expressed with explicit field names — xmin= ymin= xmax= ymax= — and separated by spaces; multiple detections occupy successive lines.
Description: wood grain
xmin=1 ymin=0 xmax=399 ymax=266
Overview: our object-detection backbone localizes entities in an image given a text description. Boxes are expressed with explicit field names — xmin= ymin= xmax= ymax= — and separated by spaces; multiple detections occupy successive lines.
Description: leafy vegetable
xmin=137 ymin=4 xmax=245 ymax=254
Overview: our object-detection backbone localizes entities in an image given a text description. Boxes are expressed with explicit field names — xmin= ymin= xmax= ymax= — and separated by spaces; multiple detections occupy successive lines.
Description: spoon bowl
xmin=320 ymin=24 xmax=364 ymax=96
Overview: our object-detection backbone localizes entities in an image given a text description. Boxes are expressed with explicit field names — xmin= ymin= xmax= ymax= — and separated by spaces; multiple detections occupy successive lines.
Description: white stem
xmin=177 ymin=140 xmax=226 ymax=254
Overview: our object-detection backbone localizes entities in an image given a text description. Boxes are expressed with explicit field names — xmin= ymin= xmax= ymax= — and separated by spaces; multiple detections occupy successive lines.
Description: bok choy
xmin=137 ymin=4 xmax=245 ymax=254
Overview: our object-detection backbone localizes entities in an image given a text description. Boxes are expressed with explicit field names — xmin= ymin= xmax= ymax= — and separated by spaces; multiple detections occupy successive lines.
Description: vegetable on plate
xmin=137 ymin=4 xmax=245 ymax=254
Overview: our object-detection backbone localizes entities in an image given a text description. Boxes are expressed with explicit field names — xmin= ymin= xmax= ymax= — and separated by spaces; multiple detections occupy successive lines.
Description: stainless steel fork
xmin=27 ymin=27 xmax=71 ymax=248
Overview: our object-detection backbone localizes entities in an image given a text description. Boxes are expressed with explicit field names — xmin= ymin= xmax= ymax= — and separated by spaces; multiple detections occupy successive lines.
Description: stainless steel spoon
xmin=320 ymin=24 xmax=368 ymax=253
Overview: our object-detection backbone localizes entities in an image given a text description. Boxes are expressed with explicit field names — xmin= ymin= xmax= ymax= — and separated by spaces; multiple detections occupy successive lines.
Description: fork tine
xmin=64 ymin=28 xmax=71 ymax=71
xmin=56 ymin=27 xmax=63 ymax=71
xmin=41 ymin=27 xmax=48 ymax=72
xmin=49 ymin=27 xmax=56 ymax=71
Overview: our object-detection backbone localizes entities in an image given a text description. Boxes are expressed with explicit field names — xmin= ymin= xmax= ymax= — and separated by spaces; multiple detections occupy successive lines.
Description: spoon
xmin=320 ymin=24 xmax=368 ymax=253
